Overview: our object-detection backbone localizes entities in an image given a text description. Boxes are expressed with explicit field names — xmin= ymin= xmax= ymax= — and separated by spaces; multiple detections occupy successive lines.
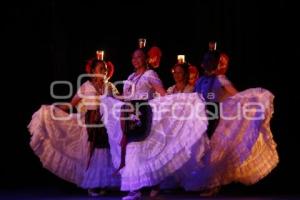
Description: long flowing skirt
xmin=100 ymin=93 xmax=208 ymax=191
xmin=28 ymin=105 xmax=120 ymax=188
xmin=182 ymin=88 xmax=279 ymax=190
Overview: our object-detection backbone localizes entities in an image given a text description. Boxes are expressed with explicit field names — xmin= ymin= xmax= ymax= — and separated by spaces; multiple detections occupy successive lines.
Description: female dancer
xmin=185 ymin=50 xmax=279 ymax=196
xmin=167 ymin=62 xmax=194 ymax=94
xmin=28 ymin=55 xmax=120 ymax=196
xmin=100 ymin=47 xmax=208 ymax=200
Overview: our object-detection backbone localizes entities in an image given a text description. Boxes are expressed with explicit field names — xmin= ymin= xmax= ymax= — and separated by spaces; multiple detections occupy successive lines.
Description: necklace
xmin=126 ymin=70 xmax=147 ymax=94
xmin=91 ymin=80 xmax=105 ymax=95
xmin=174 ymin=83 xmax=186 ymax=93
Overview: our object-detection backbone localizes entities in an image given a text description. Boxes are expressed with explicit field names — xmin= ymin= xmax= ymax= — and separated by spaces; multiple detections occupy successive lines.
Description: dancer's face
xmin=93 ymin=62 xmax=107 ymax=80
xmin=216 ymin=53 xmax=229 ymax=75
xmin=132 ymin=49 xmax=147 ymax=70
xmin=218 ymin=54 xmax=229 ymax=68
xmin=189 ymin=71 xmax=198 ymax=85
xmin=172 ymin=65 xmax=185 ymax=83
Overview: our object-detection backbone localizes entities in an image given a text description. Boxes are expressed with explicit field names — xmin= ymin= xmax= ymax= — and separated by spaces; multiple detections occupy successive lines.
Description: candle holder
xmin=138 ymin=38 xmax=147 ymax=48
xmin=96 ymin=50 xmax=104 ymax=60
xmin=177 ymin=55 xmax=185 ymax=64
xmin=208 ymin=41 xmax=217 ymax=51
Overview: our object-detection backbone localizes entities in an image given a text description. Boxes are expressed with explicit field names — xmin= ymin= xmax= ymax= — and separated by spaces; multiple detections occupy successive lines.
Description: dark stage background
xmin=2 ymin=0 xmax=299 ymax=196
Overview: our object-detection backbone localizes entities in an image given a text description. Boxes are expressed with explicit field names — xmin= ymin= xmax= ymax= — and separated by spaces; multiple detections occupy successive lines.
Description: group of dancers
xmin=28 ymin=39 xmax=279 ymax=200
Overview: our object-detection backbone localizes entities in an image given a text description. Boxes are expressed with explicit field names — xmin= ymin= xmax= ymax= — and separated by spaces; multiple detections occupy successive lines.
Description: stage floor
xmin=0 ymin=187 xmax=298 ymax=200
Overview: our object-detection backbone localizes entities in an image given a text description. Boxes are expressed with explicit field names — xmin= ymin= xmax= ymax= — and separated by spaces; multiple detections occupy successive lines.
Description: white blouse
xmin=76 ymin=80 xmax=118 ymax=112
xmin=167 ymin=84 xmax=194 ymax=94
xmin=123 ymin=69 xmax=163 ymax=100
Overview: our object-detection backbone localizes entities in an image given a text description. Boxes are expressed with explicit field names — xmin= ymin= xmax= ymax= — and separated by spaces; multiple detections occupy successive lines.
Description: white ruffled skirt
xmin=28 ymin=105 xmax=120 ymax=188
xmin=100 ymin=93 xmax=208 ymax=191
xmin=182 ymin=88 xmax=279 ymax=190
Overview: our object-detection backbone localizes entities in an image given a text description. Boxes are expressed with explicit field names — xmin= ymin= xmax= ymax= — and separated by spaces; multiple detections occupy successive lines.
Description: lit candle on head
xmin=177 ymin=55 xmax=185 ymax=64
xmin=138 ymin=38 xmax=146 ymax=48
xmin=96 ymin=50 xmax=104 ymax=60
xmin=208 ymin=41 xmax=217 ymax=51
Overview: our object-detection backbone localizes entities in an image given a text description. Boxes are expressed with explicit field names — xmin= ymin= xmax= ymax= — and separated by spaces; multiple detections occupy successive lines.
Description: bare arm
xmin=218 ymin=75 xmax=238 ymax=96
xmin=148 ymin=70 xmax=167 ymax=96
xmin=70 ymin=94 xmax=82 ymax=107
xmin=152 ymin=83 xmax=167 ymax=96
xmin=56 ymin=94 xmax=82 ymax=112
xmin=107 ymin=82 xmax=120 ymax=97
xmin=223 ymin=84 xmax=238 ymax=96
